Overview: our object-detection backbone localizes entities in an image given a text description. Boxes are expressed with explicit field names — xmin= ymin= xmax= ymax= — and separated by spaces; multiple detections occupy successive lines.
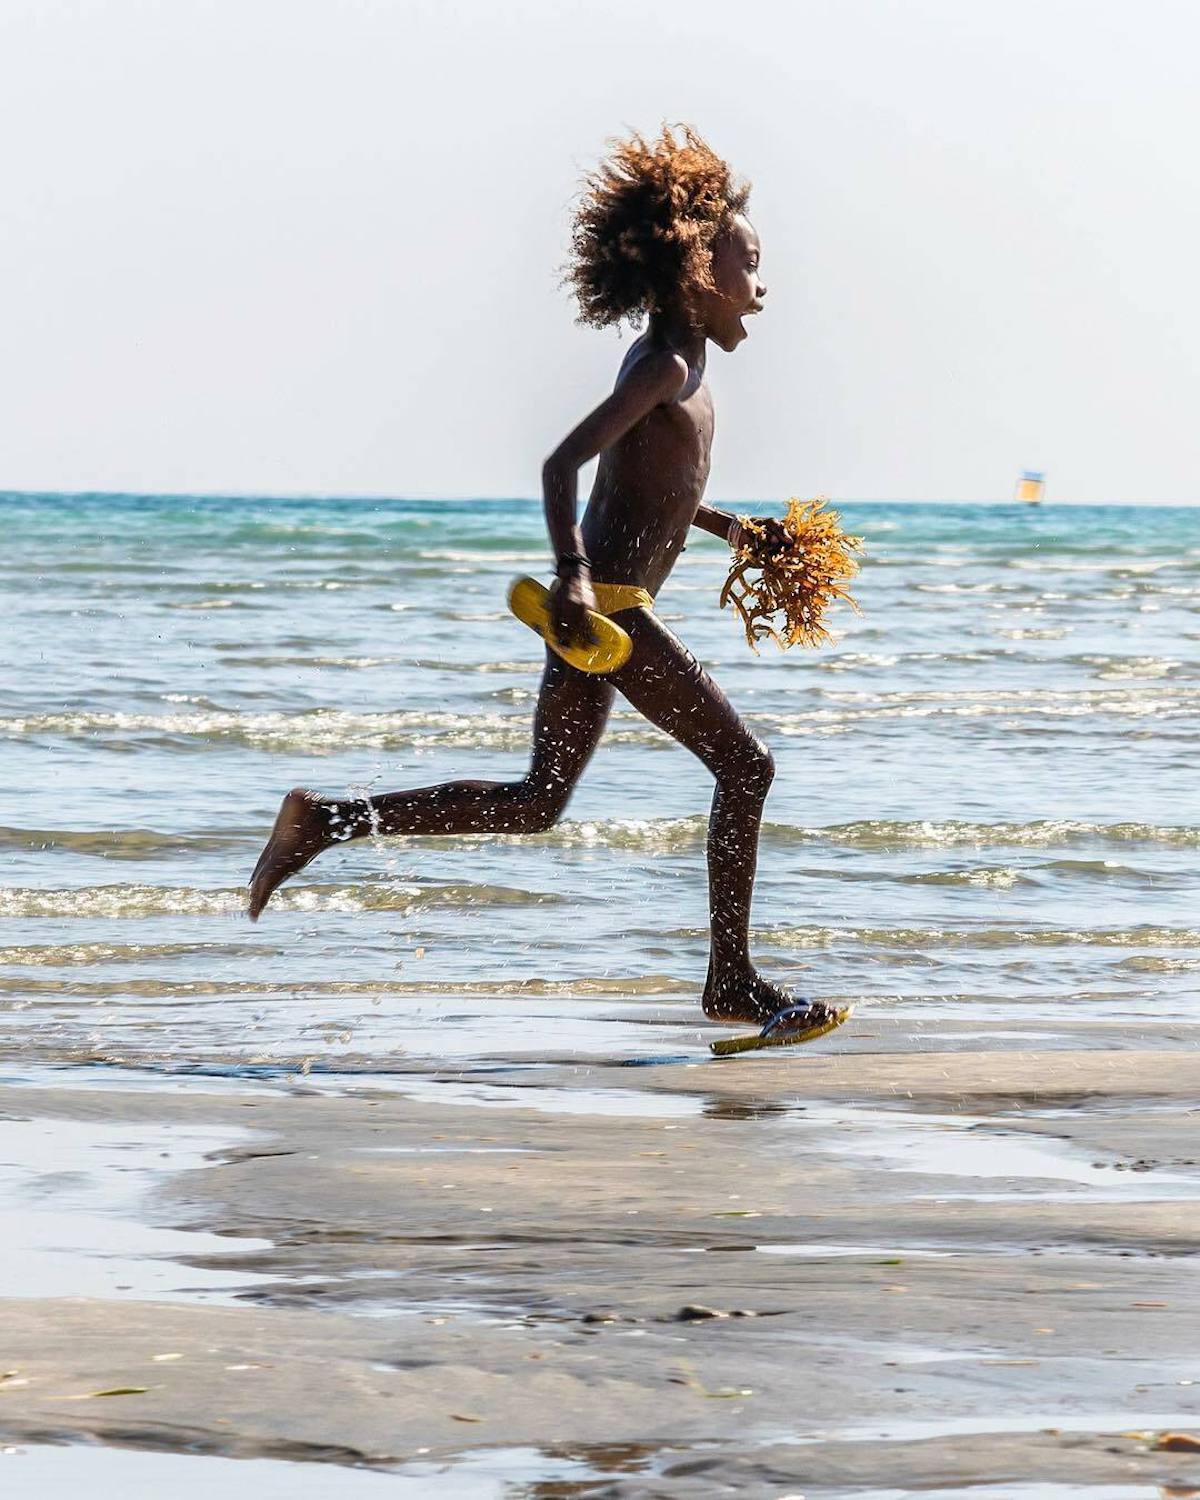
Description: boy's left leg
xmin=247 ymin=652 xmax=613 ymax=919
xmin=610 ymin=610 xmax=831 ymax=1027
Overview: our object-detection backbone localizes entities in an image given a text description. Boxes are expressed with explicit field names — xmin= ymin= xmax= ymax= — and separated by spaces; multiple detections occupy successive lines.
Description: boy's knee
xmin=723 ymin=738 xmax=774 ymax=797
xmin=511 ymin=780 xmax=568 ymax=834
xmin=750 ymin=740 xmax=776 ymax=793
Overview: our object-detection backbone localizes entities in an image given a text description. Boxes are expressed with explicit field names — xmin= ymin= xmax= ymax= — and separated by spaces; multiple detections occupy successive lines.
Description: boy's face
xmin=700 ymin=216 xmax=766 ymax=352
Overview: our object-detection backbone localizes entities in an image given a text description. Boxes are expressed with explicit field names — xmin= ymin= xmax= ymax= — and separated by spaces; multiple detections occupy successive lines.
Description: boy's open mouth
xmin=737 ymin=305 xmax=762 ymax=335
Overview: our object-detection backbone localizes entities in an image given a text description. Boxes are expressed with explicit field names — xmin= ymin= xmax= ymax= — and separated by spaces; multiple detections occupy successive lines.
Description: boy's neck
xmin=647 ymin=310 xmax=706 ymax=366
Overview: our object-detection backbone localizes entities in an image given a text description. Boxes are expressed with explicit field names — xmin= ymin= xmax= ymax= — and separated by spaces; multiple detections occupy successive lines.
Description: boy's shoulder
xmin=617 ymin=340 xmax=690 ymax=403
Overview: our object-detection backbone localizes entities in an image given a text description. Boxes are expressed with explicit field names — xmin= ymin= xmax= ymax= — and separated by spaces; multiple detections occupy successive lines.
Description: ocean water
xmin=2 ymin=493 xmax=1197 ymax=1073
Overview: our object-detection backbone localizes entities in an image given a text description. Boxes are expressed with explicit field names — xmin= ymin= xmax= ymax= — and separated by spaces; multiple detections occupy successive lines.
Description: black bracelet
xmin=556 ymin=551 xmax=592 ymax=572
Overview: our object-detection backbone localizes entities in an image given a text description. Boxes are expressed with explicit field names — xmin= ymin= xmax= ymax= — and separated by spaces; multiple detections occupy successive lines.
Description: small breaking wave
xmin=3 ymin=816 xmax=1195 ymax=868
xmin=776 ymin=818 xmax=1200 ymax=851
xmin=901 ymin=866 xmax=1028 ymax=889
xmin=0 ymin=825 xmax=249 ymax=859
xmin=0 ymin=708 xmax=667 ymax=753
xmin=900 ymin=858 xmax=1181 ymax=887
xmin=1113 ymin=955 xmax=1200 ymax=974
xmin=801 ymin=684 xmax=1200 ymax=716
xmin=0 ymin=973 xmax=691 ymax=999
xmin=416 ymin=548 xmax=548 ymax=564
xmin=760 ymin=923 xmax=1200 ymax=950
xmin=0 ymin=940 xmax=265 ymax=966
xmin=520 ymin=816 xmax=1200 ymax=854
xmin=6 ymin=681 xmax=1198 ymax=754
xmin=0 ymin=880 xmax=565 ymax=920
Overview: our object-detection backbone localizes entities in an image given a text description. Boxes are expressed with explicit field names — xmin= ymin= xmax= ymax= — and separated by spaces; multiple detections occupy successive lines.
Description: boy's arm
xmin=542 ymin=350 xmax=688 ymax=561
xmin=693 ymin=504 xmax=740 ymax=546
xmin=695 ymin=505 xmax=791 ymax=557
xmin=541 ymin=351 xmax=688 ymax=644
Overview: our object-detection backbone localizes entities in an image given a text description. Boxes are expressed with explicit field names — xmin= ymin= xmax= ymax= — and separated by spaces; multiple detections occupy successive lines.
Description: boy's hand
xmin=733 ymin=515 xmax=791 ymax=559
xmin=550 ymin=568 xmax=599 ymax=648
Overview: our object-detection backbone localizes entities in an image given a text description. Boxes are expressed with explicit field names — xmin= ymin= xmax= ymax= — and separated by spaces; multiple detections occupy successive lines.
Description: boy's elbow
xmin=542 ymin=451 xmax=573 ymax=489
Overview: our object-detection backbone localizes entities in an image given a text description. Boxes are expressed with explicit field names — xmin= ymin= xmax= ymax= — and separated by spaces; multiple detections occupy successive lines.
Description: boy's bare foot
xmin=702 ymin=969 xmax=838 ymax=1028
xmin=247 ymin=788 xmax=338 ymax=920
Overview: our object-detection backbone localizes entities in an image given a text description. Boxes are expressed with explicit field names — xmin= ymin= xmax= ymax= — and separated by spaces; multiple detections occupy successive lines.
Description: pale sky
xmin=2 ymin=0 xmax=1198 ymax=503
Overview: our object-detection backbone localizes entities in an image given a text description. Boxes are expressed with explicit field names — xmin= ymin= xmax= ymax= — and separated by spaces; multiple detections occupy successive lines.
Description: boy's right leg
xmin=610 ymin=610 xmax=831 ymax=1027
xmin=247 ymin=654 xmax=613 ymax=919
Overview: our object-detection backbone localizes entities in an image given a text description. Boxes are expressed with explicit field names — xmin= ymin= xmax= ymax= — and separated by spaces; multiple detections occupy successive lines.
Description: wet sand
xmin=2 ymin=1018 xmax=1199 ymax=1496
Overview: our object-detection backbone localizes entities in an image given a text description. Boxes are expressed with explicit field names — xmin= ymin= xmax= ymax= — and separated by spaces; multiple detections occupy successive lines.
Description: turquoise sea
xmin=2 ymin=494 xmax=1197 ymax=1074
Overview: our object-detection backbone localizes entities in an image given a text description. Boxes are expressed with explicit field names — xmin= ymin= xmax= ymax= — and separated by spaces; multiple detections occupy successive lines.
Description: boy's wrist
xmin=556 ymin=550 xmax=592 ymax=574
xmin=695 ymin=504 xmax=739 ymax=544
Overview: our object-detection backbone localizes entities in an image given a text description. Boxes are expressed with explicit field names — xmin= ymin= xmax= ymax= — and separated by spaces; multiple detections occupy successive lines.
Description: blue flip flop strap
xmin=759 ymin=1001 xmax=813 ymax=1039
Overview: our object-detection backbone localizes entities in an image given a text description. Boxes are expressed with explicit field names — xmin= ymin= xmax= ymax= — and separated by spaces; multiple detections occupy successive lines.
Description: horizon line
xmin=2 ymin=488 xmax=1196 ymax=508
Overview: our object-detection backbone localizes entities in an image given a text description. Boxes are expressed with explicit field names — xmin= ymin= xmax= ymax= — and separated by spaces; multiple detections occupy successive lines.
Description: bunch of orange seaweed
xmin=720 ymin=497 xmax=864 ymax=651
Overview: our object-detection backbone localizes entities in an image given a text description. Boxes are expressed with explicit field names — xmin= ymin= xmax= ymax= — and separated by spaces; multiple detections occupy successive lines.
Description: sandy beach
xmin=3 ymin=1013 xmax=1199 ymax=1496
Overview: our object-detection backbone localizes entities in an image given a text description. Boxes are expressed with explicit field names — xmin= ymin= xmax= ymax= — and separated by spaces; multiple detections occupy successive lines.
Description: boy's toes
xmin=246 ymin=789 xmax=331 ymax=920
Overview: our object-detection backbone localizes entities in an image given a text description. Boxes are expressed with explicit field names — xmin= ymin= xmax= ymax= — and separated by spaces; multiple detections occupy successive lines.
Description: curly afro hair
xmin=566 ymin=125 xmax=751 ymax=330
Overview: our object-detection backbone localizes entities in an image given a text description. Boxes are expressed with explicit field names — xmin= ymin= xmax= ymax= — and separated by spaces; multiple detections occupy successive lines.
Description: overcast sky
xmin=2 ymin=0 xmax=1198 ymax=503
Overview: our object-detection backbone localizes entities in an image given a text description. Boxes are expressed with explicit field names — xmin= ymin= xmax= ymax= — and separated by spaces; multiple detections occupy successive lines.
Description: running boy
xmin=248 ymin=126 xmax=838 ymax=1037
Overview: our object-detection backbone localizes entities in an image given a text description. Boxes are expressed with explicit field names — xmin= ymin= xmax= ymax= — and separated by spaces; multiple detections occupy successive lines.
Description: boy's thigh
xmin=612 ymin=611 xmax=760 ymax=764
xmin=530 ymin=648 xmax=616 ymax=775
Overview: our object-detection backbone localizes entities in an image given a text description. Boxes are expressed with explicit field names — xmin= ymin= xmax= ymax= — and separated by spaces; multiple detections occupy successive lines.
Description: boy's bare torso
xmin=581 ymin=334 xmax=712 ymax=595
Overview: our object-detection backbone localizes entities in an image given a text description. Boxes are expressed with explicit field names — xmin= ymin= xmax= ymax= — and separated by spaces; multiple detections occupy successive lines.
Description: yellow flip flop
xmin=710 ymin=1003 xmax=852 ymax=1057
xmin=508 ymin=575 xmax=633 ymax=675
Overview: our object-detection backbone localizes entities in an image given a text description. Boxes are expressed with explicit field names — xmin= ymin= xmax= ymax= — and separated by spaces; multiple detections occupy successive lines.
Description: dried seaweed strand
xmin=720 ymin=496 xmax=864 ymax=652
